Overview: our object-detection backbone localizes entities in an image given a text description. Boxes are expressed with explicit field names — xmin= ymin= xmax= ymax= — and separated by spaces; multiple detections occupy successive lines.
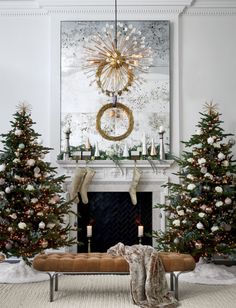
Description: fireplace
xmin=57 ymin=159 xmax=175 ymax=252
xmin=77 ymin=192 xmax=152 ymax=253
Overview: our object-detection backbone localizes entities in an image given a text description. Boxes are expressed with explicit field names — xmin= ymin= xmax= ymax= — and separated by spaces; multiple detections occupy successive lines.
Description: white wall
xmin=181 ymin=14 xmax=236 ymax=155
xmin=0 ymin=16 xmax=50 ymax=148
xmin=0 ymin=2 xmax=236 ymax=161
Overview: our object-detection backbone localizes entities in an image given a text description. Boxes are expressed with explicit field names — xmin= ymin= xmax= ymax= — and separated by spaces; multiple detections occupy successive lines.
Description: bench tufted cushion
xmin=33 ymin=252 xmax=129 ymax=272
xmin=33 ymin=252 xmax=195 ymax=273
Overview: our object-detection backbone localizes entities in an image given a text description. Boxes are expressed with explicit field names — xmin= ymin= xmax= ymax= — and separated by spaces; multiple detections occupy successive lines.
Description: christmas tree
xmin=153 ymin=102 xmax=236 ymax=258
xmin=0 ymin=103 xmax=76 ymax=264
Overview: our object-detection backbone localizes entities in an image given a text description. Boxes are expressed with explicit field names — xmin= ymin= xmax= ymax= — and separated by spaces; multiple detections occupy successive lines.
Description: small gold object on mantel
xmin=96 ymin=102 xmax=134 ymax=141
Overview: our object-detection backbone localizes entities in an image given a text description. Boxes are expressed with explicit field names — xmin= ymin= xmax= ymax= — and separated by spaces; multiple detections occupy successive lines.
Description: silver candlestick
xmin=158 ymin=131 xmax=165 ymax=160
xmin=87 ymin=237 xmax=91 ymax=253
xmin=65 ymin=129 xmax=71 ymax=158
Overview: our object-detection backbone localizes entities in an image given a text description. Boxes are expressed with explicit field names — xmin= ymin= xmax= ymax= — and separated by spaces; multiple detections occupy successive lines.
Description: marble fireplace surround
xmin=57 ymin=159 xmax=175 ymax=252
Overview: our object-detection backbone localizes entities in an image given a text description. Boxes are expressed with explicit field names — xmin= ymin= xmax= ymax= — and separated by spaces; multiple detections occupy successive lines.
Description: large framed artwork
xmin=61 ymin=20 xmax=170 ymax=153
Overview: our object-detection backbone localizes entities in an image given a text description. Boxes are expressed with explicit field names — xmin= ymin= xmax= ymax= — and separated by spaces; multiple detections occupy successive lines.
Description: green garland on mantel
xmin=57 ymin=143 xmax=173 ymax=162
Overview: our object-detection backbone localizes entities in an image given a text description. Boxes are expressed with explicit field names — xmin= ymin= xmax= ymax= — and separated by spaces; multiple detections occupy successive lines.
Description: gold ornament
xmin=203 ymin=101 xmax=218 ymax=115
xmin=0 ymin=253 xmax=6 ymax=262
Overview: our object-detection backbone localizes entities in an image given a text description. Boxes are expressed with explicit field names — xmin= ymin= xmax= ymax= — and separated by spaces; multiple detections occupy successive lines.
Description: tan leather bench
xmin=33 ymin=252 xmax=195 ymax=302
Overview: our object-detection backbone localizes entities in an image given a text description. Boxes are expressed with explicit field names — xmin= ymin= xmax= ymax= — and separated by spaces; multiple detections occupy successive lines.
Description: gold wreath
xmin=96 ymin=103 xmax=134 ymax=141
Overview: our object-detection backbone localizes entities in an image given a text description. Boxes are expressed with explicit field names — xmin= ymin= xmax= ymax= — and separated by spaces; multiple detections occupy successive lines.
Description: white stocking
xmin=129 ymin=167 xmax=142 ymax=205
xmin=70 ymin=167 xmax=87 ymax=203
xmin=80 ymin=168 xmax=96 ymax=204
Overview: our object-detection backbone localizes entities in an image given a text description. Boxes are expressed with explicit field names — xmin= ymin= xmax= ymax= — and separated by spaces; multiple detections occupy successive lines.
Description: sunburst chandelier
xmin=83 ymin=0 xmax=152 ymax=99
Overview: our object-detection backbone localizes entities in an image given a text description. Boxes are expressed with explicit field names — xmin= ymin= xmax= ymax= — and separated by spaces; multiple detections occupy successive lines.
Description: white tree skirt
xmin=0 ymin=260 xmax=49 ymax=283
xmin=179 ymin=258 xmax=236 ymax=285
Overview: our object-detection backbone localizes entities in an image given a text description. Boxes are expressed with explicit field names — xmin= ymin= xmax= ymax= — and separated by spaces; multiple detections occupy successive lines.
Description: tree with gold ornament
xmin=153 ymin=102 xmax=236 ymax=259
xmin=0 ymin=103 xmax=76 ymax=265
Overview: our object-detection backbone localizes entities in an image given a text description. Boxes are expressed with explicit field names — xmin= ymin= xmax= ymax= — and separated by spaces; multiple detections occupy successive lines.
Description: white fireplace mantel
xmin=57 ymin=159 xmax=176 ymax=252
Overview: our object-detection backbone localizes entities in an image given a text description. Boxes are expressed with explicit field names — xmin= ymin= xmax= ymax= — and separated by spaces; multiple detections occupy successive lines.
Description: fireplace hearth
xmin=77 ymin=192 xmax=152 ymax=252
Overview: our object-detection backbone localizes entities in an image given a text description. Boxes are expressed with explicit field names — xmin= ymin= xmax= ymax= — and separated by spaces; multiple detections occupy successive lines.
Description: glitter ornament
xmin=18 ymin=143 xmax=25 ymax=149
xmin=196 ymin=222 xmax=204 ymax=229
xmin=225 ymin=197 xmax=232 ymax=205
xmin=39 ymin=221 xmax=46 ymax=229
xmin=195 ymin=241 xmax=202 ymax=249
xmin=40 ymin=239 xmax=48 ymax=248
xmin=5 ymin=242 xmax=12 ymax=250
xmin=14 ymin=129 xmax=22 ymax=136
xmin=174 ymin=238 xmax=180 ymax=244
xmin=205 ymin=207 xmax=212 ymax=213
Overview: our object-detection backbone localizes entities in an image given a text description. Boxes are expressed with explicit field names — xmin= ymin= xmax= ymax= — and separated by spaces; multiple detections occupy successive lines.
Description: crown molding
xmin=0 ymin=5 xmax=187 ymax=17
xmin=184 ymin=7 xmax=236 ymax=15
xmin=191 ymin=0 xmax=236 ymax=8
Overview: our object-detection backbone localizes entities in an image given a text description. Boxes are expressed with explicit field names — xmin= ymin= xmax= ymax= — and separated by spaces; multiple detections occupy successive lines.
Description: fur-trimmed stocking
xmin=129 ymin=167 xmax=142 ymax=205
xmin=70 ymin=167 xmax=87 ymax=203
xmin=80 ymin=168 xmax=96 ymax=204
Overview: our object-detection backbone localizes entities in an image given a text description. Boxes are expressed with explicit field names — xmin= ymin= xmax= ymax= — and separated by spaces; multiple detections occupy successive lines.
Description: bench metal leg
xmin=47 ymin=273 xmax=54 ymax=302
xmin=55 ymin=273 xmax=59 ymax=292
xmin=170 ymin=272 xmax=174 ymax=291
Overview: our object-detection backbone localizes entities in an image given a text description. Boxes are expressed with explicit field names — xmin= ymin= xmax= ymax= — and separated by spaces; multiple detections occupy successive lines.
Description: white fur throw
xmin=107 ymin=243 xmax=177 ymax=308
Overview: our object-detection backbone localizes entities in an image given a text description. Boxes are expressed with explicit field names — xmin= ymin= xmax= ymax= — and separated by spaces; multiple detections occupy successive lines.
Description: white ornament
xmin=222 ymin=160 xmax=229 ymax=167
xmin=173 ymin=238 xmax=180 ymax=244
xmin=225 ymin=197 xmax=232 ymax=205
xmin=215 ymin=201 xmax=223 ymax=207
xmin=187 ymin=183 xmax=196 ymax=190
xmin=31 ymin=198 xmax=38 ymax=204
xmin=207 ymin=137 xmax=214 ymax=144
xmin=0 ymin=164 xmax=6 ymax=172
xmin=211 ymin=225 xmax=219 ymax=232
xmin=9 ymin=213 xmax=17 ymax=219
xmin=34 ymin=167 xmax=40 ymax=174
xmin=14 ymin=129 xmax=22 ymax=136
xmin=187 ymin=174 xmax=194 ymax=180
xmin=5 ymin=187 xmax=11 ymax=194
xmin=215 ymin=186 xmax=223 ymax=193
xmin=177 ymin=210 xmax=185 ymax=216
xmin=200 ymin=167 xmax=208 ymax=174
xmin=204 ymin=173 xmax=213 ymax=180
xmin=13 ymin=158 xmax=20 ymax=164
xmin=18 ymin=222 xmax=27 ymax=229
xmin=198 ymin=212 xmax=205 ymax=218
xmin=18 ymin=143 xmax=25 ymax=149
xmin=26 ymin=184 xmax=34 ymax=191
xmin=0 ymin=178 xmax=5 ymax=185
xmin=27 ymin=159 xmax=35 ymax=167
xmin=37 ymin=212 xmax=44 ymax=216
xmin=191 ymin=198 xmax=198 ymax=203
xmin=172 ymin=219 xmax=180 ymax=227
xmin=217 ymin=153 xmax=225 ymax=160
xmin=196 ymin=222 xmax=204 ymax=229
xmin=39 ymin=221 xmax=45 ymax=229
xmin=198 ymin=158 xmax=206 ymax=165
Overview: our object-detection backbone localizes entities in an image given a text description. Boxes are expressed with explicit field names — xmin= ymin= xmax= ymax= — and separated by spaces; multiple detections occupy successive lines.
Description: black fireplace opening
xmin=77 ymin=192 xmax=152 ymax=253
